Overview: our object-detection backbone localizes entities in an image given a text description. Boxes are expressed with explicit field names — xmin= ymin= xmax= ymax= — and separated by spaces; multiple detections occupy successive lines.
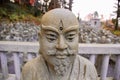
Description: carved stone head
xmin=39 ymin=8 xmax=79 ymax=76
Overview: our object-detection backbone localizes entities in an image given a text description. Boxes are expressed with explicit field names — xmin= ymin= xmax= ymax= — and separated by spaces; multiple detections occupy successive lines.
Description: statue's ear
xmin=38 ymin=26 xmax=42 ymax=54
xmin=38 ymin=31 xmax=42 ymax=40
xmin=38 ymin=25 xmax=42 ymax=42
xmin=38 ymin=30 xmax=42 ymax=55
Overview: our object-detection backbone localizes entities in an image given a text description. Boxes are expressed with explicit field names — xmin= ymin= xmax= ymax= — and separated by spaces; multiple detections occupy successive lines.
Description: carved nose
xmin=56 ymin=35 xmax=68 ymax=50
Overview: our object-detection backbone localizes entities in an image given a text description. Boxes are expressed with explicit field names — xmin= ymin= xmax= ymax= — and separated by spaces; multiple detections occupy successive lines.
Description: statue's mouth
xmin=56 ymin=55 xmax=67 ymax=59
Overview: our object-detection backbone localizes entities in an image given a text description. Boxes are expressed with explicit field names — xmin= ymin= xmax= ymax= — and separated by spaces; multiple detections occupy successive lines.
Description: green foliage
xmin=5 ymin=3 xmax=21 ymax=13
xmin=9 ymin=13 xmax=19 ymax=21
xmin=0 ymin=2 xmax=42 ymax=23
xmin=112 ymin=30 xmax=120 ymax=36
xmin=112 ymin=18 xmax=116 ymax=25
xmin=0 ymin=7 xmax=7 ymax=16
xmin=26 ymin=5 xmax=42 ymax=17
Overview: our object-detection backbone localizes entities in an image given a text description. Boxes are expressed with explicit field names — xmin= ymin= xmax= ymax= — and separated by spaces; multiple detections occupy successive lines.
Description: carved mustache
xmin=47 ymin=49 xmax=76 ymax=56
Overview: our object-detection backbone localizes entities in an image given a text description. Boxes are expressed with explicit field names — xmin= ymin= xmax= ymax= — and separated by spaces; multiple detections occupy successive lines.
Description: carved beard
xmin=53 ymin=58 xmax=71 ymax=76
xmin=47 ymin=50 xmax=76 ymax=76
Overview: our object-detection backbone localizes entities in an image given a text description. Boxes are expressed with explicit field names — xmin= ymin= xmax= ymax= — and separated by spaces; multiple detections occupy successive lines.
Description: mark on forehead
xmin=59 ymin=20 xmax=64 ymax=31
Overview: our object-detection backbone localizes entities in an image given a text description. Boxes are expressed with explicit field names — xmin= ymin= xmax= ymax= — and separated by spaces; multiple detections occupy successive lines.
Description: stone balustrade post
xmin=27 ymin=53 xmax=33 ymax=61
xmin=0 ymin=52 xmax=8 ymax=79
xmin=13 ymin=52 xmax=21 ymax=80
xmin=114 ymin=55 xmax=120 ymax=80
xmin=100 ymin=54 xmax=110 ymax=80
xmin=89 ymin=54 xmax=96 ymax=64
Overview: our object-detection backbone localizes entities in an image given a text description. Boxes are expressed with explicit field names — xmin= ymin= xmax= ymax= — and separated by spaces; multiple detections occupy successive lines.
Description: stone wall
xmin=0 ymin=21 xmax=120 ymax=44
xmin=0 ymin=22 xmax=40 ymax=42
xmin=79 ymin=26 xmax=120 ymax=44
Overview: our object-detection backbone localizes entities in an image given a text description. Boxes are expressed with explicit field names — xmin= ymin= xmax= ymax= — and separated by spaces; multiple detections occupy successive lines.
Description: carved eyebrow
xmin=41 ymin=25 xmax=79 ymax=34
xmin=41 ymin=25 xmax=59 ymax=33
xmin=63 ymin=25 xmax=79 ymax=33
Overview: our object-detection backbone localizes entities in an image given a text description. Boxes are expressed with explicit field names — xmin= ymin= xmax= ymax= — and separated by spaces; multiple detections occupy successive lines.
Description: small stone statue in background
xmin=21 ymin=8 xmax=98 ymax=80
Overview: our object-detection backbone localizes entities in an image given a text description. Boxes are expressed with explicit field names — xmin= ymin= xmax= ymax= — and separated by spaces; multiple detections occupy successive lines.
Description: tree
xmin=0 ymin=0 xmax=10 ymax=5
xmin=114 ymin=0 xmax=120 ymax=30
xmin=48 ymin=0 xmax=74 ymax=11
xmin=48 ymin=0 xmax=60 ymax=10
xmin=68 ymin=0 xmax=73 ymax=11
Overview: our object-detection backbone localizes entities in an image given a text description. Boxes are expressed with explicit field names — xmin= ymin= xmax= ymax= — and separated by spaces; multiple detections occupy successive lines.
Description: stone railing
xmin=0 ymin=41 xmax=120 ymax=80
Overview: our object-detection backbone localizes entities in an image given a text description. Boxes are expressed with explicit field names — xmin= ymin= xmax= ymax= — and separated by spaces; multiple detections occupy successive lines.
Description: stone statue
xmin=21 ymin=8 xmax=98 ymax=80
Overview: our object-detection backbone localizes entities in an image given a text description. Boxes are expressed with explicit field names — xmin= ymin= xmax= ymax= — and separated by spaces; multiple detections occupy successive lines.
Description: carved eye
xmin=66 ymin=31 xmax=76 ymax=42
xmin=46 ymin=31 xmax=58 ymax=42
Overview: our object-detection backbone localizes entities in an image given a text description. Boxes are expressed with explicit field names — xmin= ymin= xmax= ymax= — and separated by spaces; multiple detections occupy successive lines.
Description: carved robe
xmin=21 ymin=55 xmax=98 ymax=80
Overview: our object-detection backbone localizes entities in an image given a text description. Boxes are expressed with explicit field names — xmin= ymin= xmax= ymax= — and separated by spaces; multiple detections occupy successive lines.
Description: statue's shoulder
xmin=76 ymin=55 xmax=97 ymax=71
xmin=22 ymin=56 xmax=43 ymax=71
xmin=77 ymin=55 xmax=93 ymax=66
xmin=21 ymin=56 xmax=49 ymax=80
xmin=77 ymin=55 xmax=98 ymax=80
xmin=76 ymin=55 xmax=98 ymax=80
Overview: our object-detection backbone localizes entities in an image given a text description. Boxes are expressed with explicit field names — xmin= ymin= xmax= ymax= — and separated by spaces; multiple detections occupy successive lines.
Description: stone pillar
xmin=114 ymin=55 xmax=120 ymax=80
xmin=0 ymin=52 xmax=8 ymax=79
xmin=89 ymin=54 xmax=96 ymax=64
xmin=13 ymin=52 xmax=21 ymax=80
xmin=100 ymin=54 xmax=110 ymax=80
xmin=27 ymin=53 xmax=33 ymax=61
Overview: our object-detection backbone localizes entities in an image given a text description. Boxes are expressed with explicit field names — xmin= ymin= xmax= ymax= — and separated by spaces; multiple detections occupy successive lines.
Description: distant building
xmin=89 ymin=11 xmax=101 ymax=29
xmin=79 ymin=11 xmax=102 ymax=31
xmin=89 ymin=18 xmax=101 ymax=28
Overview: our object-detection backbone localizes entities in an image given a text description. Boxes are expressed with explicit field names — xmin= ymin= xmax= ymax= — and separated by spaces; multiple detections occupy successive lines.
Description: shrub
xmin=0 ymin=2 xmax=43 ymax=24
xmin=112 ymin=30 xmax=120 ymax=36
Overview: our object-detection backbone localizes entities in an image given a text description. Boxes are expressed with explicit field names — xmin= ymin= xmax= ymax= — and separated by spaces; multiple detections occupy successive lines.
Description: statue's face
xmin=39 ymin=8 xmax=79 ymax=76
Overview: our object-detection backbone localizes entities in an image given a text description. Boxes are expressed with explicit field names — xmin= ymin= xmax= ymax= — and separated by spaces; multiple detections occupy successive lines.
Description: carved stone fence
xmin=0 ymin=41 xmax=120 ymax=80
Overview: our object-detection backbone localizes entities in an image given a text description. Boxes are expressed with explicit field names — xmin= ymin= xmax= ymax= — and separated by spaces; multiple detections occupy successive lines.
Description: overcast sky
xmin=72 ymin=0 xmax=116 ymax=20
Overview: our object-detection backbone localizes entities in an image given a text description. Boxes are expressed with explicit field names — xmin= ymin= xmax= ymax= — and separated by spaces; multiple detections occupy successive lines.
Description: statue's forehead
xmin=41 ymin=14 xmax=79 ymax=30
